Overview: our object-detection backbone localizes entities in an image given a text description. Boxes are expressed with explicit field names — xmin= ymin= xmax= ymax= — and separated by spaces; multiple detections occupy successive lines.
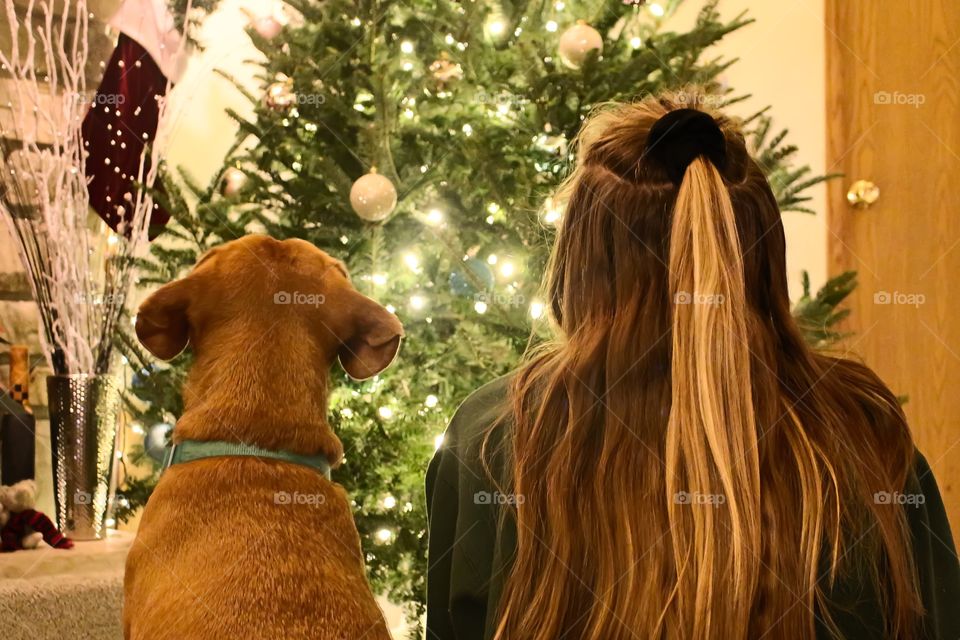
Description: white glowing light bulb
xmin=530 ymin=301 xmax=545 ymax=319
xmin=425 ymin=394 xmax=439 ymax=408
xmin=487 ymin=19 xmax=506 ymax=36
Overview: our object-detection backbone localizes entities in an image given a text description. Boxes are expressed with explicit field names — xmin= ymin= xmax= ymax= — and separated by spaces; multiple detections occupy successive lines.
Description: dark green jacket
xmin=426 ymin=376 xmax=960 ymax=639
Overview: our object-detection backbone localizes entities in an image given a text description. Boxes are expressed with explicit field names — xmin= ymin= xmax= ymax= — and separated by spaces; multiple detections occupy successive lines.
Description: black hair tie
xmin=645 ymin=108 xmax=727 ymax=185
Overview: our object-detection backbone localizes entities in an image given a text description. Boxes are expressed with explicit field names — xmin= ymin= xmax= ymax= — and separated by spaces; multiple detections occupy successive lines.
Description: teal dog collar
xmin=163 ymin=440 xmax=331 ymax=480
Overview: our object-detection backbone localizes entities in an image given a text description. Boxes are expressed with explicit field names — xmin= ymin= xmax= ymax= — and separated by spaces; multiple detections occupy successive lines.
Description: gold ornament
xmin=349 ymin=170 xmax=397 ymax=222
xmin=429 ymin=54 xmax=463 ymax=86
xmin=558 ymin=21 xmax=603 ymax=69
xmin=264 ymin=79 xmax=296 ymax=111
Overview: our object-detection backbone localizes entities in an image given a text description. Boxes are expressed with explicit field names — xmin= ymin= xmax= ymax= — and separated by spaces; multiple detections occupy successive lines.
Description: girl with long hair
xmin=425 ymin=93 xmax=960 ymax=639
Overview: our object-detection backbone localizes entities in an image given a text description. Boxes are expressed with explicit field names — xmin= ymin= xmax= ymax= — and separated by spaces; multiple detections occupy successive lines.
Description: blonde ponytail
xmin=665 ymin=157 xmax=761 ymax=637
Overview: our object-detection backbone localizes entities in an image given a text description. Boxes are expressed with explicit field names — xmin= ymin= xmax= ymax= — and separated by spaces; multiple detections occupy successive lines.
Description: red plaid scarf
xmin=1 ymin=509 xmax=73 ymax=551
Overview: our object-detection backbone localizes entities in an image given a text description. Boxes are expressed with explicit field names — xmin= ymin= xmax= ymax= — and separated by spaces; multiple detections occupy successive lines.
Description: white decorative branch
xmin=0 ymin=0 xmax=179 ymax=375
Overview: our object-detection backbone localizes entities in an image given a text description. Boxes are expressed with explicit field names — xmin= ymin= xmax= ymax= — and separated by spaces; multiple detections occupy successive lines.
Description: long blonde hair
xmin=490 ymin=94 xmax=920 ymax=639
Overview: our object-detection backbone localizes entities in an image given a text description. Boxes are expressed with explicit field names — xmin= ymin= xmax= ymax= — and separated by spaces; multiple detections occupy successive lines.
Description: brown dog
xmin=124 ymin=235 xmax=400 ymax=639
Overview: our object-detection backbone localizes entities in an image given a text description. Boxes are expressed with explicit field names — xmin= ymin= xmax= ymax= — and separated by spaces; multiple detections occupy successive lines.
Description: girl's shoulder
xmin=445 ymin=374 xmax=514 ymax=451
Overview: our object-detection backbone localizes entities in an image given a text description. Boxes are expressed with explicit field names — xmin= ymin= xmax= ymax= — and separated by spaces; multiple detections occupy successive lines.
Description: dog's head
xmin=135 ymin=235 xmax=403 ymax=380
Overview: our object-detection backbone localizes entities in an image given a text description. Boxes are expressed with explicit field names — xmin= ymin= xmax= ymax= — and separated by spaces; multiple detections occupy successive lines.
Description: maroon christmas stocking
xmin=82 ymin=32 xmax=171 ymax=239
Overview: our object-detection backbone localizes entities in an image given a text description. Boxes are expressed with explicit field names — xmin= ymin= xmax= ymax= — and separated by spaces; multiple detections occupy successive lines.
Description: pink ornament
xmin=252 ymin=15 xmax=283 ymax=40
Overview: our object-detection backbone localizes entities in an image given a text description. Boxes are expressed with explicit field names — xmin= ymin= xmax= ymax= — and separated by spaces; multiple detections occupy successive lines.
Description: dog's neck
xmin=172 ymin=321 xmax=344 ymax=465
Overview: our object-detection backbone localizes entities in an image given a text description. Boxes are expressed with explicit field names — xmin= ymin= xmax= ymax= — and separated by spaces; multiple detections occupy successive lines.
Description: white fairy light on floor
xmin=425 ymin=394 xmax=439 ymax=408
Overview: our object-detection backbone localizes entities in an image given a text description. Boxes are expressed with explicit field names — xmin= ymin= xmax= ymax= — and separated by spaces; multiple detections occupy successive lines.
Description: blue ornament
xmin=449 ymin=257 xmax=493 ymax=296
xmin=131 ymin=366 xmax=153 ymax=388
xmin=144 ymin=422 xmax=174 ymax=462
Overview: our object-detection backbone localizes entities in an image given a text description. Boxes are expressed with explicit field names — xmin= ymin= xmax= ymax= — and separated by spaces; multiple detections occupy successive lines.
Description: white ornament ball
xmin=558 ymin=21 xmax=603 ymax=69
xmin=221 ymin=167 xmax=247 ymax=197
xmin=350 ymin=172 xmax=397 ymax=222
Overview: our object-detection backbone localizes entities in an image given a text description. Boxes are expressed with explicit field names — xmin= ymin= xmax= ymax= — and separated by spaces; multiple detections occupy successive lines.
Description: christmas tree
xmin=116 ymin=0 xmax=849 ymax=631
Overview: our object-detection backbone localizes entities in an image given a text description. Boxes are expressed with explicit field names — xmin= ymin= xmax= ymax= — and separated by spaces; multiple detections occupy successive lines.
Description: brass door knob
xmin=846 ymin=179 xmax=880 ymax=208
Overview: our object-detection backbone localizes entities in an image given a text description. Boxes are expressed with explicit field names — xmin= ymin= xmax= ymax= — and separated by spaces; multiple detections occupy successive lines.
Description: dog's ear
xmin=339 ymin=295 xmax=404 ymax=380
xmin=136 ymin=279 xmax=191 ymax=361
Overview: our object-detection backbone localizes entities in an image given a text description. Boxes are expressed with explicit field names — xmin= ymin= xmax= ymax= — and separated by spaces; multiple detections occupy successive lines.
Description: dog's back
xmin=124 ymin=237 xmax=402 ymax=639
xmin=124 ymin=458 xmax=389 ymax=639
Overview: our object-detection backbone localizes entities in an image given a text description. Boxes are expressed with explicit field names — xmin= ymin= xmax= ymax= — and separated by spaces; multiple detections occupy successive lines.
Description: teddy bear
xmin=0 ymin=479 xmax=73 ymax=551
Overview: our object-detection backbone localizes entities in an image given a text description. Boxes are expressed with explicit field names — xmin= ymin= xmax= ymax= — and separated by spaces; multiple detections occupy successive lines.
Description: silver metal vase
xmin=46 ymin=374 xmax=121 ymax=540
